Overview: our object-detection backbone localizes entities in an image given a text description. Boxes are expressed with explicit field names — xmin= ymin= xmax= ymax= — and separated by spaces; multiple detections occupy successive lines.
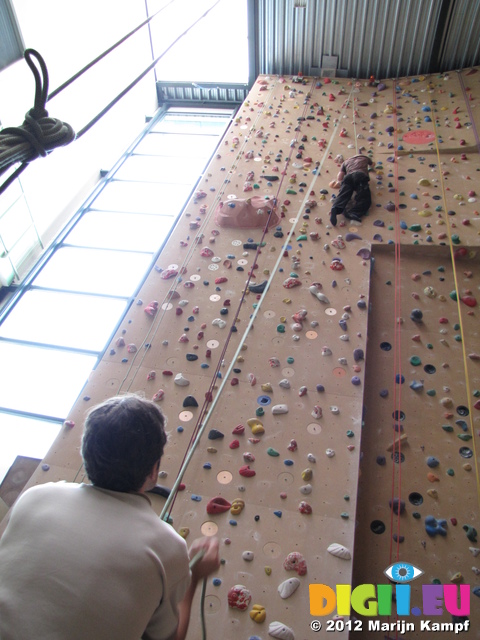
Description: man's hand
xmin=189 ymin=537 xmax=220 ymax=582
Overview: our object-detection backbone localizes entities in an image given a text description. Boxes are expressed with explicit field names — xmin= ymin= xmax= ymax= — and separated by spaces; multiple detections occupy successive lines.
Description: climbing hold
xmin=425 ymin=515 xmax=448 ymax=537
xmin=298 ymin=501 xmax=312 ymax=514
xmin=327 ymin=543 xmax=351 ymax=560
xmin=208 ymin=429 xmax=224 ymax=440
xmin=228 ymin=585 xmax=252 ymax=610
xmin=239 ymin=465 xmax=256 ymax=477
xmin=206 ymin=496 xmax=232 ymax=514
xmin=250 ymin=604 xmax=266 ymax=623
xmin=268 ymin=621 xmax=295 ymax=640
xmin=278 ymin=577 xmax=300 ymax=599
xmin=283 ymin=552 xmax=307 ymax=575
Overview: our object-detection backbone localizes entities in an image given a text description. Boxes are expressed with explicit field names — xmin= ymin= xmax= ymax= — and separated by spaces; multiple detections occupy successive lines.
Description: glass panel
xmin=0 ymin=414 xmax=62 ymax=485
xmin=135 ymin=132 xmax=220 ymax=158
xmin=0 ymin=196 xmax=33 ymax=252
xmin=0 ymin=290 xmax=127 ymax=351
xmin=153 ymin=0 xmax=248 ymax=84
xmin=33 ymin=246 xmax=152 ymax=297
xmin=92 ymin=181 xmax=192 ymax=215
xmin=151 ymin=115 xmax=229 ymax=135
xmin=114 ymin=155 xmax=207 ymax=183
xmin=66 ymin=211 xmax=175 ymax=252
xmin=0 ymin=342 xmax=97 ymax=417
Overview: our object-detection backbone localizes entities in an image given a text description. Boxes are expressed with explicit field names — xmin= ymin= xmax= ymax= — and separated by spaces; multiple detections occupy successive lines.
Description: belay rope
xmin=0 ymin=49 xmax=75 ymax=185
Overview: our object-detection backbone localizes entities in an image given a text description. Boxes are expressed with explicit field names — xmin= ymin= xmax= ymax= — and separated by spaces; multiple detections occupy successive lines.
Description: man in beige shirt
xmin=0 ymin=395 xmax=219 ymax=640
xmin=330 ymin=153 xmax=373 ymax=226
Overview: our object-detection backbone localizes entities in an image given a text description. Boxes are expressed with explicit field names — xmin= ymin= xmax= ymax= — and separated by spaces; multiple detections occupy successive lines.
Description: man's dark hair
xmin=81 ymin=395 xmax=167 ymax=492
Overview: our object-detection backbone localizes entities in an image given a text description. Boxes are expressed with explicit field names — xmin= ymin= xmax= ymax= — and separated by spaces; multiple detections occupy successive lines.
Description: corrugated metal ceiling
xmin=253 ymin=0 xmax=480 ymax=80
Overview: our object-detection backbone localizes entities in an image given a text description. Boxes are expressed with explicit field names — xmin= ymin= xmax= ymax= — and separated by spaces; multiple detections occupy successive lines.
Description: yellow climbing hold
xmin=207 ymin=447 xmax=217 ymax=453
xmin=250 ymin=604 xmax=266 ymax=623
xmin=265 ymin=566 xmax=272 ymax=576
xmin=179 ymin=527 xmax=190 ymax=538
xmin=283 ymin=298 xmax=292 ymax=304
xmin=230 ymin=499 xmax=245 ymax=515
xmin=247 ymin=418 xmax=265 ymax=435
xmin=261 ymin=383 xmax=273 ymax=393
xmin=418 ymin=178 xmax=431 ymax=186
xmin=418 ymin=210 xmax=432 ymax=217
xmin=302 ymin=468 xmax=313 ymax=481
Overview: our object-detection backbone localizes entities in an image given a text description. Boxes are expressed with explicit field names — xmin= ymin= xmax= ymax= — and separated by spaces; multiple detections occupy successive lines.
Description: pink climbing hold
xmin=144 ymin=301 xmax=159 ymax=316
xmin=239 ymin=465 xmax=256 ymax=477
xmin=228 ymin=585 xmax=252 ymax=610
xmin=200 ymin=247 xmax=214 ymax=257
xmin=283 ymin=277 xmax=302 ymax=289
xmin=160 ymin=269 xmax=178 ymax=279
xmin=283 ymin=551 xmax=307 ymax=575
xmin=299 ymin=501 xmax=312 ymax=515
xmin=461 ymin=295 xmax=477 ymax=307
xmin=152 ymin=389 xmax=164 ymax=402
xmin=215 ymin=277 xmax=228 ymax=284
xmin=206 ymin=496 xmax=232 ymax=514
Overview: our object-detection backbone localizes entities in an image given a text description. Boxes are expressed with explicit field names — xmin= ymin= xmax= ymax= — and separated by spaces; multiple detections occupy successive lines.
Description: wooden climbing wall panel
xmin=5 ymin=68 xmax=480 ymax=639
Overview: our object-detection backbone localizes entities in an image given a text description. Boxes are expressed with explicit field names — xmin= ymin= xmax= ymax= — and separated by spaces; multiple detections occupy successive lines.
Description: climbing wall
xmin=4 ymin=68 xmax=480 ymax=639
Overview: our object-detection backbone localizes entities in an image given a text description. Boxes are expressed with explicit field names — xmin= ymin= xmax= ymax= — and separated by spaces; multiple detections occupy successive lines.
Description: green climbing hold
xmin=256 ymin=407 xmax=265 ymax=417
xmin=453 ymin=323 xmax=460 ymax=330
xmin=286 ymin=356 xmax=294 ymax=364
xmin=442 ymin=425 xmax=454 ymax=432
xmin=385 ymin=280 xmax=391 ymax=285
xmin=286 ymin=188 xmax=297 ymax=195
xmin=432 ymin=578 xmax=441 ymax=585
xmin=454 ymin=335 xmax=462 ymax=342
xmin=458 ymin=434 xmax=472 ymax=441
xmin=473 ymin=390 xmax=480 ymax=398
xmin=438 ymin=266 xmax=445 ymax=272
xmin=340 ymin=512 xmax=349 ymax=519
xmin=426 ymin=343 xmax=433 ymax=349
xmin=451 ymin=234 xmax=460 ymax=244
xmin=409 ymin=224 xmax=422 ymax=232
xmin=388 ymin=225 xmax=394 ymax=230
xmin=446 ymin=468 xmax=455 ymax=476
xmin=426 ymin=389 xmax=436 ymax=396
xmin=267 ymin=447 xmax=280 ymax=457
xmin=346 ymin=430 xmax=354 ymax=438
xmin=449 ymin=290 xmax=457 ymax=301
xmin=277 ymin=324 xmax=286 ymax=333
xmin=296 ymin=234 xmax=308 ymax=241
xmin=253 ymin=183 xmax=260 ymax=189
xmin=410 ymin=356 xmax=422 ymax=366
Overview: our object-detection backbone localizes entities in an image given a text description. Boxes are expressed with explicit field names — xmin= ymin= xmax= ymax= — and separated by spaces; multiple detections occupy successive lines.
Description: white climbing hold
xmin=212 ymin=318 xmax=227 ymax=328
xmin=327 ymin=543 xmax=352 ymax=560
xmin=326 ymin=448 xmax=335 ymax=457
xmin=300 ymin=484 xmax=312 ymax=495
xmin=277 ymin=578 xmax=301 ymax=599
xmin=307 ymin=453 xmax=316 ymax=463
xmin=311 ymin=405 xmax=323 ymax=419
xmin=279 ymin=379 xmax=291 ymax=389
xmin=268 ymin=621 xmax=295 ymax=640
xmin=174 ymin=373 xmax=190 ymax=386
xmin=321 ymin=347 xmax=332 ymax=356
xmin=242 ymin=550 xmax=254 ymax=562
xmin=339 ymin=334 xmax=349 ymax=341
xmin=272 ymin=404 xmax=289 ymax=415
xmin=469 ymin=547 xmax=480 ymax=557
xmin=330 ymin=406 xmax=340 ymax=414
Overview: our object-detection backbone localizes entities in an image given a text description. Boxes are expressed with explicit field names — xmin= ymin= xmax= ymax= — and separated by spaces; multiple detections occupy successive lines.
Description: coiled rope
xmin=0 ymin=49 xmax=76 ymax=189
xmin=0 ymin=49 xmax=75 ymax=181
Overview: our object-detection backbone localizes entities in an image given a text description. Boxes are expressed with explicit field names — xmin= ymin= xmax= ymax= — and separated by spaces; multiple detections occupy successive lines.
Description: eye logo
xmin=384 ymin=562 xmax=424 ymax=583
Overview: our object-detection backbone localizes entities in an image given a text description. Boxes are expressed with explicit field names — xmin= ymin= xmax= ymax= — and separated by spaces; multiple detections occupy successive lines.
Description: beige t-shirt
xmin=341 ymin=154 xmax=373 ymax=176
xmin=0 ymin=482 xmax=190 ymax=640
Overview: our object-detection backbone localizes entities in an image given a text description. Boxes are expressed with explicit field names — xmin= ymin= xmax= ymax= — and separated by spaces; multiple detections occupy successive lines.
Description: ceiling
xmin=157 ymin=0 xmax=480 ymax=107
xmin=252 ymin=0 xmax=480 ymax=80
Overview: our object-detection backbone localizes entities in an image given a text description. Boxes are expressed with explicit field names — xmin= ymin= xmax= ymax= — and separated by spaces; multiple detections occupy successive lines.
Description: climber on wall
xmin=329 ymin=153 xmax=374 ymax=226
